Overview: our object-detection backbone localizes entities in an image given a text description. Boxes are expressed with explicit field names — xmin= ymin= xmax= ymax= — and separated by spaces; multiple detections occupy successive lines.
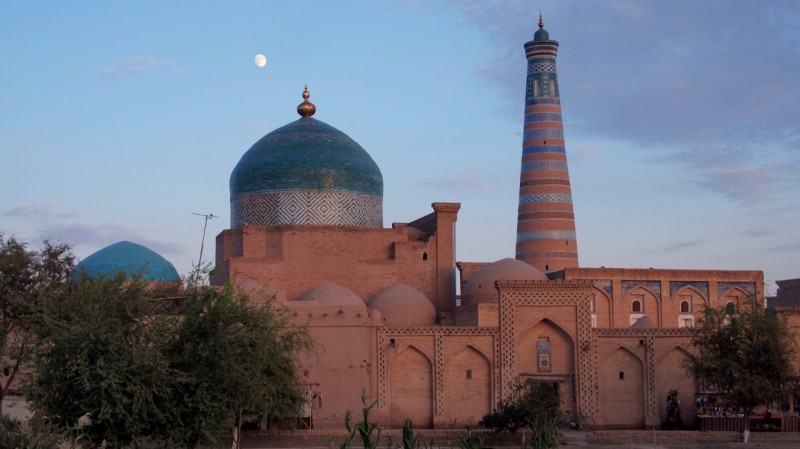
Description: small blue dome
xmin=534 ymin=27 xmax=549 ymax=41
xmin=75 ymin=241 xmax=181 ymax=282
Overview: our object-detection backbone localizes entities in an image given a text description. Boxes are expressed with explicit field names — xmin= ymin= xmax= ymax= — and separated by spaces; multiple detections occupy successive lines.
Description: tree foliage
xmin=29 ymin=275 xmax=312 ymax=448
xmin=480 ymin=380 xmax=562 ymax=449
xmin=0 ymin=234 xmax=73 ymax=413
xmin=29 ymin=273 xmax=177 ymax=447
xmin=165 ymin=285 xmax=313 ymax=448
xmin=690 ymin=300 xmax=799 ymax=416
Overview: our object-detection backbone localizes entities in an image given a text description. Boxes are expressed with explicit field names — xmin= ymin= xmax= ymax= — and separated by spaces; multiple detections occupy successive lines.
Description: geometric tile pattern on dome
xmin=515 ymin=26 xmax=579 ymax=270
xmin=231 ymin=190 xmax=382 ymax=228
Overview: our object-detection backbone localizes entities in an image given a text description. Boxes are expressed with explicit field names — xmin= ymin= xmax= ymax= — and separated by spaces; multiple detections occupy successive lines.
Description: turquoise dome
xmin=229 ymin=89 xmax=384 ymax=228
xmin=75 ymin=241 xmax=181 ymax=282
xmin=231 ymin=117 xmax=382 ymax=198
xmin=534 ymin=27 xmax=550 ymax=41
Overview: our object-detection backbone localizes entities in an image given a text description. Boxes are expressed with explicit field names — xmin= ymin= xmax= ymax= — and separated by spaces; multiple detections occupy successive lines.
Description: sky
xmin=1 ymin=1 xmax=798 ymax=294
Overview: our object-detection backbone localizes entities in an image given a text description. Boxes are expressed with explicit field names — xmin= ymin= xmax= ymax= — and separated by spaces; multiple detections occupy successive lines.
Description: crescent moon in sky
xmin=254 ymin=54 xmax=267 ymax=68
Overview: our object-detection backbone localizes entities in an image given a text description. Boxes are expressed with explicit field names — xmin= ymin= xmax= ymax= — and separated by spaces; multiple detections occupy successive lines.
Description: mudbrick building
xmin=74 ymin=18 xmax=793 ymax=430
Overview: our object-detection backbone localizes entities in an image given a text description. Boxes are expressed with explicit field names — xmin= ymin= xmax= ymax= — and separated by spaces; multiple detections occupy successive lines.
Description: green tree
xmin=0 ymin=235 xmax=73 ymax=414
xmin=165 ymin=285 xmax=313 ymax=449
xmin=690 ymin=300 xmax=799 ymax=427
xmin=28 ymin=274 xmax=178 ymax=447
xmin=480 ymin=380 xmax=562 ymax=449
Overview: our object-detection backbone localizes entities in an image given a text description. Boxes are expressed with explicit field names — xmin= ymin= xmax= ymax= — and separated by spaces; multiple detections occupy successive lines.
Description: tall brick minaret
xmin=515 ymin=15 xmax=579 ymax=271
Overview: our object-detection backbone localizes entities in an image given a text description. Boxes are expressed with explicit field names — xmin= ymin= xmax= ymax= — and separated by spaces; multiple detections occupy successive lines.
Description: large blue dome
xmin=229 ymin=89 xmax=383 ymax=228
xmin=75 ymin=241 xmax=181 ymax=282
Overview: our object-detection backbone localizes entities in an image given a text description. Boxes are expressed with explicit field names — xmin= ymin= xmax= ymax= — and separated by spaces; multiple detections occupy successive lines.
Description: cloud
xmin=3 ymin=204 xmax=79 ymax=220
xmin=437 ymin=1 xmax=800 ymax=206
xmin=660 ymin=240 xmax=705 ymax=253
xmin=99 ymin=56 xmax=176 ymax=85
xmin=421 ymin=167 xmax=506 ymax=192
xmin=37 ymin=222 xmax=183 ymax=255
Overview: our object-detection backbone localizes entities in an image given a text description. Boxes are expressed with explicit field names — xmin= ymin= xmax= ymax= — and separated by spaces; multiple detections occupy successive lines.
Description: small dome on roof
xmin=463 ymin=258 xmax=548 ymax=297
xmin=300 ymin=282 xmax=364 ymax=306
xmin=630 ymin=315 xmax=657 ymax=329
xmin=75 ymin=241 xmax=180 ymax=282
xmin=368 ymin=284 xmax=435 ymax=326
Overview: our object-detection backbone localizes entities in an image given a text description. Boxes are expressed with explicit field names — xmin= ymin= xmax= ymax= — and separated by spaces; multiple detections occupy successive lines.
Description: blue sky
xmin=1 ymin=1 xmax=798 ymax=293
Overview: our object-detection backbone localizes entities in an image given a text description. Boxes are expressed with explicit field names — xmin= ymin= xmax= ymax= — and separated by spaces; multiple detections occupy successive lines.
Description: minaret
xmin=515 ymin=15 xmax=579 ymax=271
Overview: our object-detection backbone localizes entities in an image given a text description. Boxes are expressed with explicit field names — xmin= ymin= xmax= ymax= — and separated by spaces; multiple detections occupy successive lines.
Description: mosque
xmin=76 ymin=18 xmax=779 ymax=430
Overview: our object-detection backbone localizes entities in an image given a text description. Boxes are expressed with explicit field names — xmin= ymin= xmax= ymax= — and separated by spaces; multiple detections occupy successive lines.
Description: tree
xmin=0 ymin=235 xmax=73 ymax=414
xmin=28 ymin=274 xmax=178 ymax=447
xmin=690 ymin=300 xmax=799 ymax=428
xmin=480 ymin=380 xmax=562 ymax=449
xmin=29 ymin=277 xmax=313 ymax=449
xmin=166 ymin=285 xmax=313 ymax=448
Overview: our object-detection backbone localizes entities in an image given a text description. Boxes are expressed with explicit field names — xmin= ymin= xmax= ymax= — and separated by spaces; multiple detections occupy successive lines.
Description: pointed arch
xmin=655 ymin=346 xmax=698 ymax=427
xmin=389 ymin=346 xmax=433 ymax=427
xmin=599 ymin=347 xmax=645 ymax=428
xmin=669 ymin=286 xmax=707 ymax=328
xmin=445 ymin=346 xmax=492 ymax=427
xmin=517 ymin=318 xmax=575 ymax=376
xmin=588 ymin=287 xmax=612 ymax=328
xmin=621 ymin=286 xmax=660 ymax=328
xmin=717 ymin=287 xmax=755 ymax=310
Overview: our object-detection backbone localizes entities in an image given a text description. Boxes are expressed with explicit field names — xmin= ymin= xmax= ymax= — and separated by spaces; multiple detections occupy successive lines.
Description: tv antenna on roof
xmin=192 ymin=212 xmax=218 ymax=287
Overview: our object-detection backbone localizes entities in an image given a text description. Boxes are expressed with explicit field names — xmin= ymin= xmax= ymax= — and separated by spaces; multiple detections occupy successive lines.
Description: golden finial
xmin=297 ymin=84 xmax=316 ymax=117
xmin=538 ymin=12 xmax=544 ymax=29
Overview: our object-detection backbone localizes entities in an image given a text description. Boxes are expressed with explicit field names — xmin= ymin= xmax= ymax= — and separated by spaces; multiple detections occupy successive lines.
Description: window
xmin=680 ymin=300 xmax=690 ymax=313
xmin=466 ymin=370 xmax=472 ymax=380
xmin=632 ymin=300 xmax=642 ymax=313
xmin=534 ymin=78 xmax=540 ymax=96
xmin=537 ymin=338 xmax=552 ymax=373
xmin=619 ymin=371 xmax=625 ymax=380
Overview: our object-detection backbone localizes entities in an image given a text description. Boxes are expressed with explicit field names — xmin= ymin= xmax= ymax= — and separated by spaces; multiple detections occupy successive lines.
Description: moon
xmin=254 ymin=54 xmax=267 ymax=68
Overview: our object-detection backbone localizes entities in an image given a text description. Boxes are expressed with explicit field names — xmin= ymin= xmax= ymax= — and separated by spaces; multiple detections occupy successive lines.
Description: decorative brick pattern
xmin=645 ymin=336 xmax=656 ymax=418
xmin=594 ymin=280 xmax=613 ymax=298
xmin=523 ymin=128 xmax=564 ymax=140
xmin=520 ymin=160 xmax=569 ymax=172
xmin=516 ymin=230 xmax=577 ymax=242
xmin=529 ymin=62 xmax=557 ymax=73
xmin=496 ymin=281 xmax=595 ymax=414
xmin=231 ymin=190 xmax=382 ymax=228
xmin=435 ymin=334 xmax=445 ymax=416
xmin=524 ymin=112 xmax=563 ymax=122
xmin=622 ymin=280 xmax=661 ymax=298
xmin=377 ymin=327 xmax=499 ymax=410
xmin=516 ymin=30 xmax=578 ymax=271
xmin=669 ymin=281 xmax=709 ymax=299
xmin=518 ymin=193 xmax=573 ymax=205
xmin=717 ymin=281 xmax=756 ymax=298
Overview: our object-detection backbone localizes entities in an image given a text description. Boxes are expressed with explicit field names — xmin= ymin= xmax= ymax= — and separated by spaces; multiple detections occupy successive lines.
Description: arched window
xmin=632 ymin=300 xmax=642 ymax=313
xmin=680 ymin=301 xmax=690 ymax=313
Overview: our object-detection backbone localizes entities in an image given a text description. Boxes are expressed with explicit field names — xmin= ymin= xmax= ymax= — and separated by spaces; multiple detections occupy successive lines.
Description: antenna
xmin=192 ymin=212 xmax=218 ymax=287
